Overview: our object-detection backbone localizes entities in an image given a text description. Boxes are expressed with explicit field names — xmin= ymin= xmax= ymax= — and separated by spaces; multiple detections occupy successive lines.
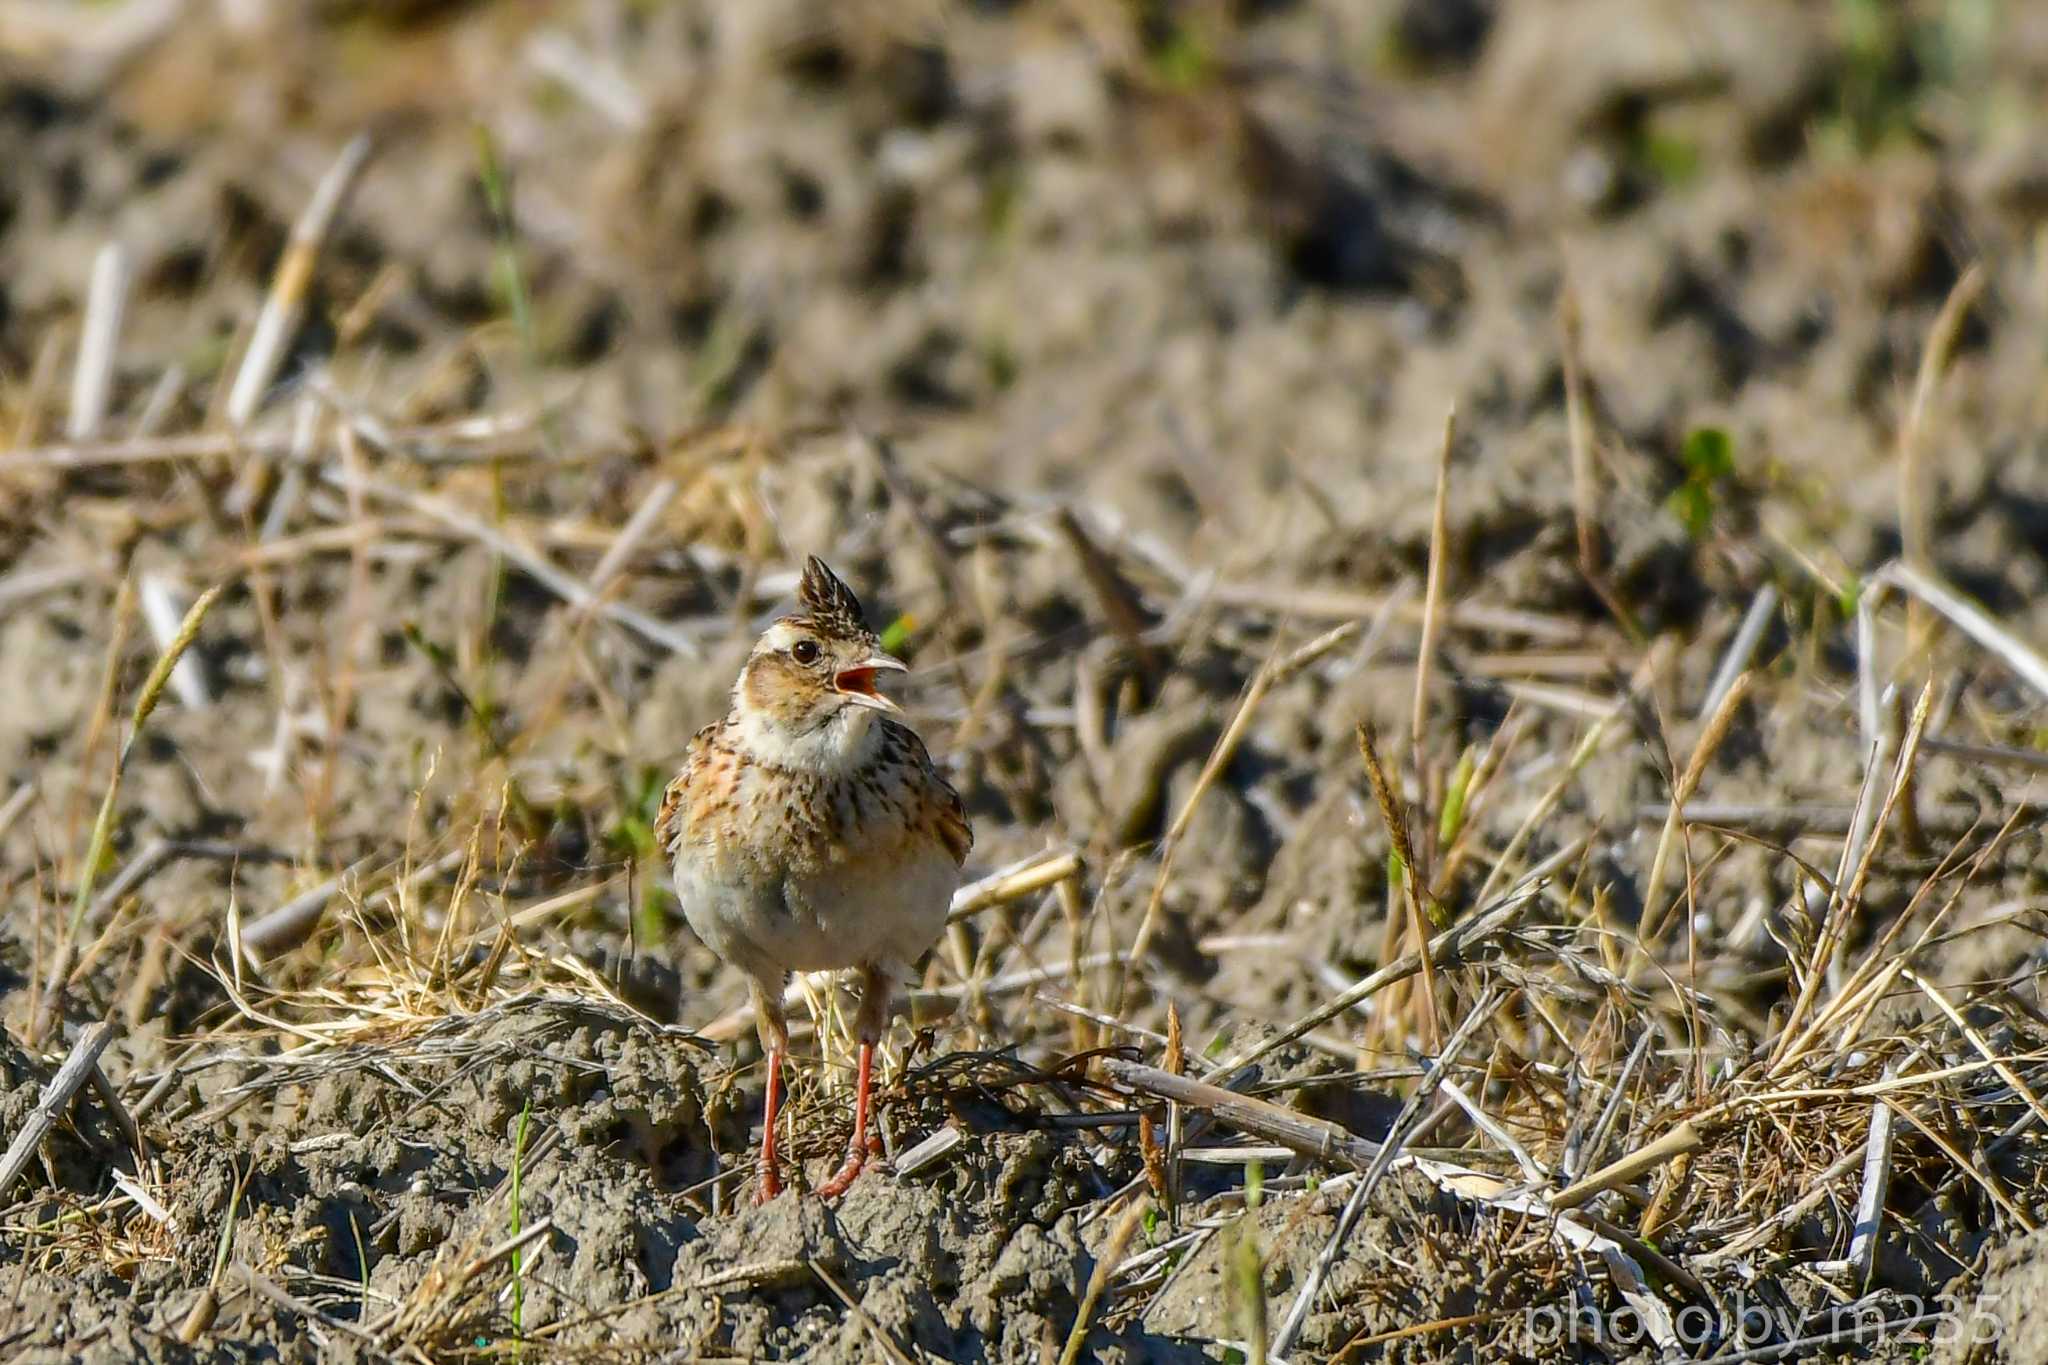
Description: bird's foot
xmin=751 ymin=1165 xmax=784 ymax=1206
xmin=816 ymin=1143 xmax=868 ymax=1199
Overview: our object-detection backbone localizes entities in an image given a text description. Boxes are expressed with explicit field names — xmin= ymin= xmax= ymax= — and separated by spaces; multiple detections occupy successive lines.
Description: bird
xmin=657 ymin=556 xmax=971 ymax=1202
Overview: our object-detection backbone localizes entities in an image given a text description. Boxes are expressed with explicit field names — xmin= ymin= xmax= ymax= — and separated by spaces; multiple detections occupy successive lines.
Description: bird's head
xmin=734 ymin=557 xmax=906 ymax=745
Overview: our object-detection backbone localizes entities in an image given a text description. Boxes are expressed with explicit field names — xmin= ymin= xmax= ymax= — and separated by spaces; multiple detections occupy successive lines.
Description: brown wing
xmin=653 ymin=719 xmax=725 ymax=858
xmin=932 ymin=780 xmax=973 ymax=867
xmin=886 ymin=719 xmax=972 ymax=867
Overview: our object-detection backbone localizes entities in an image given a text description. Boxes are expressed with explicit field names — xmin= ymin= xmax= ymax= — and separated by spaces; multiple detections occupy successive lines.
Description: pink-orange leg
xmin=816 ymin=1040 xmax=875 ymax=1198
xmin=751 ymin=1045 xmax=785 ymax=1205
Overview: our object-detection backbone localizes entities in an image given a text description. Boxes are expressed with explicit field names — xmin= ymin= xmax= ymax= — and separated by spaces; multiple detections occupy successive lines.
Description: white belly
xmin=676 ymin=839 xmax=959 ymax=984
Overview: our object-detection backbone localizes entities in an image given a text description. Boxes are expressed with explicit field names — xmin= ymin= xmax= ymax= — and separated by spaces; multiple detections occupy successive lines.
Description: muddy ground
xmin=2 ymin=2 xmax=2047 ymax=1361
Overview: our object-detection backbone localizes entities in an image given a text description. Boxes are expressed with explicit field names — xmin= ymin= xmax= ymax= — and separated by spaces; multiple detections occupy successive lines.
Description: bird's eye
xmin=791 ymin=639 xmax=820 ymax=664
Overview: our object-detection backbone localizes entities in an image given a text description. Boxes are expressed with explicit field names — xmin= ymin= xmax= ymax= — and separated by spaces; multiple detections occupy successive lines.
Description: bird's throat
xmin=729 ymin=692 xmax=880 ymax=775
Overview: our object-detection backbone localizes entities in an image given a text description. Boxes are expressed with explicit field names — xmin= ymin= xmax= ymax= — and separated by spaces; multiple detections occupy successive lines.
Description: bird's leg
xmin=814 ymin=1040 xmax=873 ymax=1199
xmin=752 ymin=983 xmax=789 ymax=1206
xmin=818 ymin=965 xmax=890 ymax=1198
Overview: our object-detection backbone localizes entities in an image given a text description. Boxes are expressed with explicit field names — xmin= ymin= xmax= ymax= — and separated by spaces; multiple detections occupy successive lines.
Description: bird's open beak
xmin=833 ymin=652 xmax=907 ymax=713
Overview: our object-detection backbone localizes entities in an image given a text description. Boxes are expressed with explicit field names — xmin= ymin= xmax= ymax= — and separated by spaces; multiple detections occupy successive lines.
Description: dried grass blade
xmin=1897 ymin=264 xmax=1985 ymax=609
xmin=1199 ymin=885 xmax=1533 ymax=1085
xmin=0 ymin=1021 xmax=117 ymax=1203
xmin=810 ymin=1259 xmax=918 ymax=1365
xmin=1847 ymin=1084 xmax=1896 ymax=1292
xmin=226 ymin=133 xmax=376 ymax=427
xmin=67 ymin=242 xmax=130 ymax=442
xmin=1410 ymin=404 xmax=1455 ymax=774
xmin=30 ymin=583 xmax=224 ymax=1045
xmin=1358 ymin=719 xmax=1441 ymax=1045
xmin=1058 ymin=1196 xmax=1149 ymax=1365
xmin=1271 ymin=988 xmax=1504 ymax=1357
xmin=947 ymin=848 xmax=1082 ymax=924
xmin=1099 ymin=1058 xmax=1380 ymax=1171
xmin=1902 ymin=970 xmax=2048 ymax=1136
xmin=1770 ymin=680 xmax=1933 ymax=1072
xmin=1549 ymin=1120 xmax=1702 ymax=1210
xmin=1887 ymin=560 xmax=2048 ymax=703
xmin=1700 ymin=583 xmax=1777 ymax=720
xmin=1640 ymin=670 xmax=1753 ymax=943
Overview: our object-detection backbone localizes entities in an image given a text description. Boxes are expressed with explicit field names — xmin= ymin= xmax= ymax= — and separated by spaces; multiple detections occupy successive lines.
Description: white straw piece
xmin=526 ymin=30 xmax=651 ymax=131
xmin=891 ymin=1124 xmax=965 ymax=1178
xmin=68 ymin=243 xmax=132 ymax=441
xmin=226 ymin=134 xmax=376 ymax=427
xmin=1701 ymin=582 xmax=1777 ymax=721
xmin=1885 ymin=560 xmax=2048 ymax=704
xmin=1847 ymin=1083 xmax=1896 ymax=1291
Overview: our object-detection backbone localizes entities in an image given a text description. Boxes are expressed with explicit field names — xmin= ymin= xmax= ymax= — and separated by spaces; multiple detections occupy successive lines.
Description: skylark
xmin=658 ymin=557 xmax=971 ymax=1202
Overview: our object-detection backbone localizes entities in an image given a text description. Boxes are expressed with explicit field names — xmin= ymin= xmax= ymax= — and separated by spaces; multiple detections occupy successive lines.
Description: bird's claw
xmin=816 ymin=1145 xmax=868 ymax=1199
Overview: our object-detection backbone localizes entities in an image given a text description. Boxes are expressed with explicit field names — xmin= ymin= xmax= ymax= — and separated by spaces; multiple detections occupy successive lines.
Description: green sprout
xmin=879 ymin=613 xmax=915 ymax=657
xmin=1438 ymin=746 xmax=1476 ymax=847
xmin=509 ymin=1101 xmax=531 ymax=1348
xmin=1668 ymin=427 xmax=1735 ymax=540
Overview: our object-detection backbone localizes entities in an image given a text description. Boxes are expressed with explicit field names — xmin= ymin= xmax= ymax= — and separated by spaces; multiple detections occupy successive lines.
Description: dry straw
xmin=29 ymin=582 xmax=224 ymax=1046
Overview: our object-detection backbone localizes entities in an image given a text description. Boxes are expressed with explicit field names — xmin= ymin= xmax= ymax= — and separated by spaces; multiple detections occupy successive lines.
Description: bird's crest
xmin=796 ymin=556 xmax=868 ymax=637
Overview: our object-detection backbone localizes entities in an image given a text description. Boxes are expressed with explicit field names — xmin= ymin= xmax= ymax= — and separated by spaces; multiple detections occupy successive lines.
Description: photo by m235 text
xmin=1526 ymin=1291 xmax=2004 ymax=1356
